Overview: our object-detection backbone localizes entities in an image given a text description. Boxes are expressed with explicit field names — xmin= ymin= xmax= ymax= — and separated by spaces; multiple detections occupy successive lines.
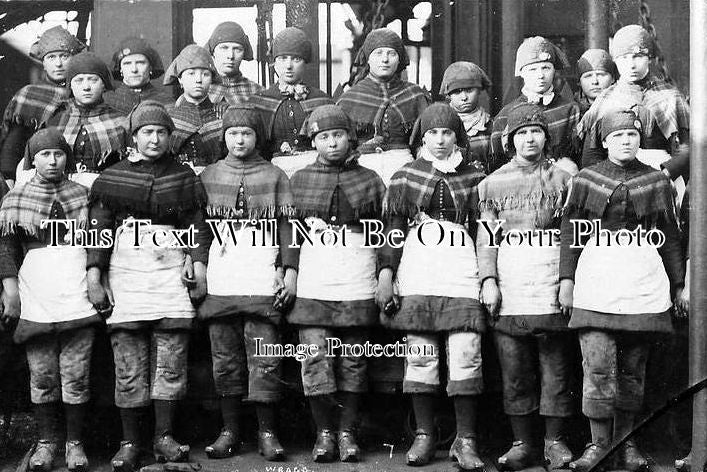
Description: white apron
xmin=296 ymin=219 xmax=377 ymax=301
xmin=497 ymin=239 xmax=561 ymax=316
xmin=206 ymin=224 xmax=278 ymax=296
xmin=107 ymin=222 xmax=194 ymax=324
xmin=395 ymin=219 xmax=480 ymax=299
xmin=18 ymin=246 xmax=96 ymax=323
xmin=357 ymin=148 xmax=413 ymax=186
xmin=573 ymin=234 xmax=671 ymax=314
xmin=271 ymin=150 xmax=318 ymax=178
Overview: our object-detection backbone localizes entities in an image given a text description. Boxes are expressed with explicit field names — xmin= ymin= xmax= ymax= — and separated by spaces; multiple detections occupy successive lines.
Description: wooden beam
xmin=586 ymin=0 xmax=609 ymax=50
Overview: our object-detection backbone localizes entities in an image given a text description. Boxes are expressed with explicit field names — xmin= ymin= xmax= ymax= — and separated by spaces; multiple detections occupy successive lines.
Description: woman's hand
xmin=0 ymin=278 xmax=20 ymax=329
xmin=273 ymin=268 xmax=297 ymax=310
xmin=87 ymin=268 xmax=112 ymax=318
xmin=376 ymin=268 xmax=398 ymax=316
xmin=558 ymin=279 xmax=574 ymax=316
xmin=189 ymin=261 xmax=207 ymax=302
xmin=481 ymin=278 xmax=501 ymax=319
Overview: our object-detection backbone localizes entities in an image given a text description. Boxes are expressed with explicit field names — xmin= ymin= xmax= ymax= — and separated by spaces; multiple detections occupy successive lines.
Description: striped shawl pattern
xmin=576 ymin=77 xmax=690 ymax=149
xmin=90 ymin=156 xmax=206 ymax=218
xmin=250 ymin=86 xmax=333 ymax=141
xmin=0 ymin=176 xmax=89 ymax=238
xmin=50 ymin=102 xmax=128 ymax=161
xmin=490 ymin=94 xmax=581 ymax=166
xmin=208 ymin=75 xmax=263 ymax=106
xmin=103 ymin=83 xmax=173 ymax=116
xmin=566 ymin=160 xmax=674 ymax=220
xmin=384 ymin=157 xmax=485 ymax=224
xmin=168 ymin=96 xmax=223 ymax=165
xmin=291 ymin=157 xmax=386 ymax=219
xmin=2 ymin=83 xmax=69 ymax=132
xmin=200 ymin=155 xmax=294 ymax=220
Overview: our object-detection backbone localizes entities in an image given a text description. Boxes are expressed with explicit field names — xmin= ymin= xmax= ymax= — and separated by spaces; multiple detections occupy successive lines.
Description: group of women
xmin=0 ymin=17 xmax=691 ymax=472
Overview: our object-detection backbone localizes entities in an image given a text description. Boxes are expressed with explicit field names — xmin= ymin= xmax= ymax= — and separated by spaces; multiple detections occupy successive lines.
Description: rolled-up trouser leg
xmin=403 ymin=333 xmax=440 ymax=394
xmin=446 ymin=331 xmax=483 ymax=396
xmin=537 ymin=332 xmax=574 ymax=417
xmin=335 ymin=328 xmax=368 ymax=393
xmin=26 ymin=336 xmax=61 ymax=405
xmin=615 ymin=333 xmax=650 ymax=413
xmin=58 ymin=327 xmax=95 ymax=405
xmin=299 ymin=327 xmax=337 ymax=396
xmin=111 ymin=329 xmax=151 ymax=408
xmin=578 ymin=330 xmax=617 ymax=419
xmin=493 ymin=331 xmax=539 ymax=415
xmin=244 ymin=318 xmax=283 ymax=402
xmin=208 ymin=319 xmax=247 ymax=396
xmin=151 ymin=330 xmax=189 ymax=401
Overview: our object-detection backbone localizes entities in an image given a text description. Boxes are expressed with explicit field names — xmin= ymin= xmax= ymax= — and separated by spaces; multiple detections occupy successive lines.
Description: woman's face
xmin=579 ymin=70 xmax=614 ymax=101
xmin=70 ymin=74 xmax=106 ymax=106
xmin=120 ymin=53 xmax=152 ymax=88
xmin=225 ymin=126 xmax=258 ymax=159
xmin=178 ymin=68 xmax=213 ymax=101
xmin=34 ymin=148 xmax=67 ymax=181
xmin=512 ymin=125 xmax=546 ymax=161
xmin=43 ymin=51 xmax=71 ymax=83
xmin=274 ymin=55 xmax=306 ymax=85
xmin=313 ymin=128 xmax=350 ymax=164
xmin=448 ymin=87 xmax=481 ymax=113
xmin=368 ymin=47 xmax=400 ymax=80
xmin=423 ymin=127 xmax=457 ymax=160
xmin=519 ymin=61 xmax=555 ymax=94
xmin=133 ymin=125 xmax=171 ymax=159
xmin=615 ymin=53 xmax=650 ymax=83
xmin=603 ymin=128 xmax=641 ymax=165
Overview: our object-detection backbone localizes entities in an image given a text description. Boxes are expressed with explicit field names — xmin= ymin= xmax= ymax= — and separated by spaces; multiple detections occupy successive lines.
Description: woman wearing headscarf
xmin=164 ymin=45 xmax=223 ymax=175
xmin=0 ymin=129 xmax=99 ymax=472
xmin=337 ymin=28 xmax=430 ymax=186
xmin=477 ymin=103 xmax=574 ymax=471
xmin=560 ymin=109 xmax=684 ymax=472
xmin=249 ymin=27 xmax=333 ymax=175
xmin=19 ymin=52 xmax=129 ymax=189
xmin=377 ymin=103 xmax=487 ymax=470
xmin=1 ymin=26 xmax=85 ymax=186
xmin=288 ymin=104 xmax=386 ymax=463
xmin=574 ymin=49 xmax=616 ymax=117
xmin=86 ymin=101 xmax=210 ymax=470
xmin=197 ymin=104 xmax=296 ymax=461
xmin=104 ymin=37 xmax=172 ymax=115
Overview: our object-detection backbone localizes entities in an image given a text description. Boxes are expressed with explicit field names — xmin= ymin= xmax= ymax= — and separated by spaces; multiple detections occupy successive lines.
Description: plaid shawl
xmin=0 ymin=175 xmax=88 ymax=238
xmin=208 ymin=74 xmax=263 ymax=106
xmin=566 ymin=158 xmax=674 ymax=220
xmin=2 ymin=82 xmax=69 ymax=133
xmin=489 ymin=94 xmax=581 ymax=166
xmin=168 ymin=96 xmax=223 ymax=165
xmin=576 ymin=76 xmax=689 ymax=149
xmin=477 ymin=157 xmax=570 ymax=229
xmin=48 ymin=101 xmax=128 ymax=163
xmin=103 ymin=83 xmax=173 ymax=116
xmin=90 ymin=154 xmax=206 ymax=218
xmin=250 ymin=84 xmax=333 ymax=141
xmin=385 ymin=157 xmax=485 ymax=224
xmin=200 ymin=154 xmax=294 ymax=219
xmin=336 ymin=76 xmax=430 ymax=140
xmin=291 ymin=155 xmax=386 ymax=219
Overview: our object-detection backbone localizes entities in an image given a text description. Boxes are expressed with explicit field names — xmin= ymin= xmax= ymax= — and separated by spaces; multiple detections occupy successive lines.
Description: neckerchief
xmin=200 ymin=153 xmax=294 ymax=219
xmin=278 ymin=82 xmax=309 ymax=101
xmin=522 ymin=86 xmax=555 ymax=106
xmin=566 ymin=158 xmax=674 ymax=220
xmin=455 ymin=107 xmax=491 ymax=137
xmin=419 ymin=146 xmax=464 ymax=174
xmin=90 ymin=154 xmax=206 ymax=218
xmin=385 ymin=157 xmax=485 ymax=224
xmin=291 ymin=155 xmax=385 ymax=219
xmin=0 ymin=175 xmax=88 ymax=238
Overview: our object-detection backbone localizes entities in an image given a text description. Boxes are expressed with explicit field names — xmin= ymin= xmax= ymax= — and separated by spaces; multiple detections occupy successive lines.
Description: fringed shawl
xmin=2 ymin=83 xmax=69 ymax=133
xmin=576 ymin=77 xmax=689 ymax=148
xmin=199 ymin=154 xmax=294 ymax=219
xmin=385 ymin=157 xmax=486 ymax=224
xmin=49 ymin=101 xmax=128 ymax=166
xmin=477 ymin=157 xmax=570 ymax=229
xmin=167 ymin=96 xmax=223 ymax=164
xmin=90 ymin=155 xmax=206 ymax=219
xmin=566 ymin=159 xmax=674 ymax=220
xmin=0 ymin=176 xmax=88 ymax=239
xmin=290 ymin=156 xmax=386 ymax=219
